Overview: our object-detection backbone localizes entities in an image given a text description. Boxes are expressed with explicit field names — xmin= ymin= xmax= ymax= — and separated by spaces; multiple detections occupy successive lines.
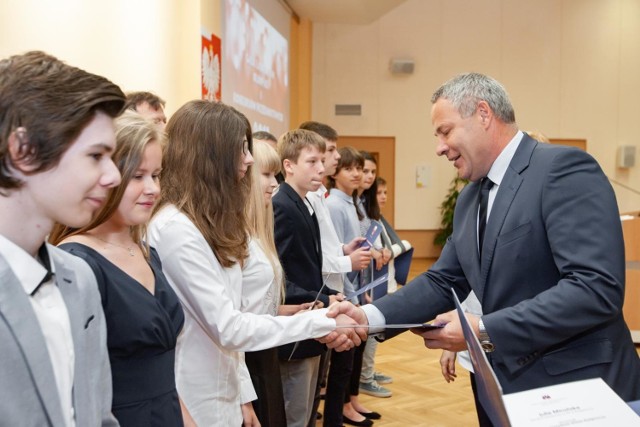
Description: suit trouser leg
xmin=470 ymin=372 xmax=495 ymax=427
xmin=307 ymin=348 xmax=330 ymax=427
xmin=280 ymin=356 xmax=321 ymax=427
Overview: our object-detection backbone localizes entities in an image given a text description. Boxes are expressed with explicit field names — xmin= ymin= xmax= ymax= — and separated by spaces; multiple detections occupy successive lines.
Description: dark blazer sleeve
xmin=373 ymin=234 xmax=471 ymax=339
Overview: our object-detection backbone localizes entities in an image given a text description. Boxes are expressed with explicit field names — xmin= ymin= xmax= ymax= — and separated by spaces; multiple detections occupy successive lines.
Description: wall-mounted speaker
xmin=389 ymin=58 xmax=414 ymax=75
xmin=617 ymin=145 xmax=637 ymax=168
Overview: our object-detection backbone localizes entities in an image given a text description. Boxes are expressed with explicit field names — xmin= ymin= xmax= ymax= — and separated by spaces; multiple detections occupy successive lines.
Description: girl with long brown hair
xmin=147 ymin=100 xmax=361 ymax=427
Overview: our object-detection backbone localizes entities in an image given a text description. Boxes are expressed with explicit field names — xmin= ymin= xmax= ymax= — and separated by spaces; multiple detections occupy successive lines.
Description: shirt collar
xmin=486 ymin=130 xmax=524 ymax=187
xmin=329 ymin=188 xmax=355 ymax=203
xmin=308 ymin=184 xmax=327 ymax=198
xmin=0 ymin=235 xmax=55 ymax=295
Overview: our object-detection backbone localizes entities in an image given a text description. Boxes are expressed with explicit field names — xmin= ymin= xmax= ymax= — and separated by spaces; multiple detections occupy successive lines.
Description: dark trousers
xmin=347 ymin=340 xmax=366 ymax=400
xmin=470 ymin=373 xmax=495 ymax=427
xmin=323 ymin=348 xmax=355 ymax=426
xmin=245 ymin=348 xmax=287 ymax=427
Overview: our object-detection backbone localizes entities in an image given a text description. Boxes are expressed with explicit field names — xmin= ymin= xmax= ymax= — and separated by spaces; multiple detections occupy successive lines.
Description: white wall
xmin=0 ymin=0 xmax=201 ymax=115
xmin=0 ymin=0 xmax=291 ymax=121
xmin=312 ymin=0 xmax=640 ymax=229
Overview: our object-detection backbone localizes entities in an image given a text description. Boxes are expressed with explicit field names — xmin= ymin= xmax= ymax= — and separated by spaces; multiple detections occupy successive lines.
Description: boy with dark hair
xmin=0 ymin=51 xmax=125 ymax=426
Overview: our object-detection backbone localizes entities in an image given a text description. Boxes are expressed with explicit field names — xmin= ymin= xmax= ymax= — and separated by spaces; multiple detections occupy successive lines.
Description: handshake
xmin=317 ymin=301 xmax=370 ymax=352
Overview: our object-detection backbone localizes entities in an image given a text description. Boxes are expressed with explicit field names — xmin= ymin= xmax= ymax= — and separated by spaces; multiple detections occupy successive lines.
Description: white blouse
xmin=240 ymin=239 xmax=281 ymax=316
xmin=147 ymin=205 xmax=336 ymax=426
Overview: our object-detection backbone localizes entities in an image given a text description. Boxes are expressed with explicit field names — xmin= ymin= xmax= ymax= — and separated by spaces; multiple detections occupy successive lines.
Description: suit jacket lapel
xmin=476 ymin=135 xmax=536 ymax=302
xmin=0 ymin=255 xmax=65 ymax=427
xmin=299 ymin=197 xmax=322 ymax=262
xmin=283 ymin=183 xmax=322 ymax=262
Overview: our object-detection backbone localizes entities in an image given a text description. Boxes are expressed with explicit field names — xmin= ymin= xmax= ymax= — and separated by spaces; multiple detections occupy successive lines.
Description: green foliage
xmin=434 ymin=176 xmax=469 ymax=246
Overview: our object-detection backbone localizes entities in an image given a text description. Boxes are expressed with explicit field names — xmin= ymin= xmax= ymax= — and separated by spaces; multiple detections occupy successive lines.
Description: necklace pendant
xmin=128 ymin=248 xmax=135 ymax=257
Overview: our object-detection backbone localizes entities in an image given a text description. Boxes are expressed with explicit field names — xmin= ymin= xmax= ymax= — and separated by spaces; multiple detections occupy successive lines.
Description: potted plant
xmin=434 ymin=176 xmax=469 ymax=246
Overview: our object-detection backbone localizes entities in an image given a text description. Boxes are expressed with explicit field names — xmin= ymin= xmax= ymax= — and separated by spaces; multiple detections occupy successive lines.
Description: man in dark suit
xmin=323 ymin=72 xmax=640 ymax=425
xmin=0 ymin=51 xmax=124 ymax=426
xmin=273 ymin=129 xmax=343 ymax=427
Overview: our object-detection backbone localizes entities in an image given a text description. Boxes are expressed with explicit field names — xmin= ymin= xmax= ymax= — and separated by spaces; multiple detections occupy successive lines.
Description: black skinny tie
xmin=478 ymin=178 xmax=494 ymax=257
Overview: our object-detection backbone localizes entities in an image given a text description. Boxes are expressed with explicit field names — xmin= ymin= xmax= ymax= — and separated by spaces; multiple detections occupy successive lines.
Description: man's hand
xmin=410 ymin=310 xmax=478 ymax=352
xmin=317 ymin=301 xmax=369 ymax=351
xmin=440 ymin=350 xmax=458 ymax=383
xmin=348 ymin=247 xmax=372 ymax=271
xmin=343 ymin=237 xmax=366 ymax=255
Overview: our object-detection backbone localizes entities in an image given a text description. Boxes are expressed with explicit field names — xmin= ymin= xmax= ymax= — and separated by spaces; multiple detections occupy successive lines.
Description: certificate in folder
xmin=360 ymin=221 xmax=383 ymax=249
xmin=336 ymin=323 xmax=443 ymax=330
xmin=452 ymin=287 xmax=640 ymax=426
xmin=452 ymin=288 xmax=511 ymax=427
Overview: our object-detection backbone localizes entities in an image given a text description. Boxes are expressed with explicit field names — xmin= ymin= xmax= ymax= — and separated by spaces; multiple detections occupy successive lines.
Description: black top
xmin=61 ymin=243 xmax=185 ymax=427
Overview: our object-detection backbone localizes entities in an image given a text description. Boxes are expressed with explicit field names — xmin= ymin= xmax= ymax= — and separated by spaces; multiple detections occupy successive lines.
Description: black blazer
xmin=273 ymin=182 xmax=334 ymax=359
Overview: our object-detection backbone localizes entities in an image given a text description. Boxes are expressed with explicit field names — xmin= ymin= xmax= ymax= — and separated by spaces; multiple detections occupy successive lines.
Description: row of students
xmin=0 ymin=49 xmax=394 ymax=427
xmin=1 ymin=51 xmax=367 ymax=427
xmin=273 ymin=123 xmax=411 ymax=427
xmin=325 ymin=146 xmax=377 ymax=426
xmin=295 ymin=123 xmax=374 ymax=427
xmin=138 ymin=102 xmax=364 ymax=426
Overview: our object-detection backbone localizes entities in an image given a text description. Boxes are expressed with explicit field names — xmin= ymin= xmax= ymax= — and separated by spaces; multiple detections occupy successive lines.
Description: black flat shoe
xmin=358 ymin=411 xmax=381 ymax=420
xmin=343 ymin=414 xmax=373 ymax=427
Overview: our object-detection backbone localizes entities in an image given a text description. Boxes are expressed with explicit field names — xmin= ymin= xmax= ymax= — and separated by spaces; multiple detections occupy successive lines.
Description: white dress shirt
xmin=481 ymin=131 xmax=524 ymax=229
xmin=0 ymin=235 xmax=75 ymax=427
xmin=307 ymin=185 xmax=353 ymax=292
xmin=363 ymin=131 xmax=525 ymax=331
xmin=147 ymin=205 xmax=336 ymax=426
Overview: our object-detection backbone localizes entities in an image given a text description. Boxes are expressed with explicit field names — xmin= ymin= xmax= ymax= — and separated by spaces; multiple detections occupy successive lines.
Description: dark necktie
xmin=478 ymin=178 xmax=494 ymax=257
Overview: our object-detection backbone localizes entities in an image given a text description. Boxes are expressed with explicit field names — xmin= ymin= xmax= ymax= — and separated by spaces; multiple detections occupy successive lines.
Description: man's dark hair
xmin=298 ymin=121 xmax=338 ymax=141
xmin=124 ymin=91 xmax=166 ymax=111
xmin=252 ymin=131 xmax=277 ymax=143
